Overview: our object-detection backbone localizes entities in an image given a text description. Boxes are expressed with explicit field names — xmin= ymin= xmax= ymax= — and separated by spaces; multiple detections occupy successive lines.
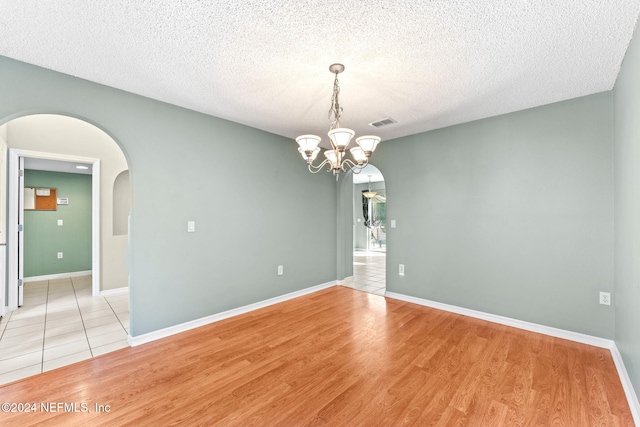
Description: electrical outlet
xmin=399 ymin=264 xmax=405 ymax=276
xmin=57 ymin=252 xmax=63 ymax=259
xmin=277 ymin=265 xmax=284 ymax=276
xmin=599 ymin=292 xmax=611 ymax=306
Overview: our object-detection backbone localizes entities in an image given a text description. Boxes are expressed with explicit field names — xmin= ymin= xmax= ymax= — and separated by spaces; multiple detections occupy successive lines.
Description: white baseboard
xmin=385 ymin=291 xmax=640 ymax=423
xmin=611 ymin=343 xmax=640 ymax=425
xmin=24 ymin=270 xmax=92 ymax=283
xmin=100 ymin=287 xmax=128 ymax=296
xmin=128 ymin=280 xmax=337 ymax=347
xmin=385 ymin=291 xmax=614 ymax=348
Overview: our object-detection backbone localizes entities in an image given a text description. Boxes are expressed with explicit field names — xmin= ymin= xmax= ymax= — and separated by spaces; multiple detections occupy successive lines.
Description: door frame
xmin=7 ymin=148 xmax=101 ymax=312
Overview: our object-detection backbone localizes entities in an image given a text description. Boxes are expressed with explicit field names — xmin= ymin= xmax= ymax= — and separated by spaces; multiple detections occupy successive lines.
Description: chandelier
xmin=296 ymin=63 xmax=381 ymax=179
xmin=363 ymin=175 xmax=378 ymax=199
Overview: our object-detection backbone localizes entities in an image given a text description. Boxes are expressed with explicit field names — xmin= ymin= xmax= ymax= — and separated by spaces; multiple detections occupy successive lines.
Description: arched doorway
xmin=0 ymin=114 xmax=131 ymax=384
xmin=340 ymin=164 xmax=387 ymax=296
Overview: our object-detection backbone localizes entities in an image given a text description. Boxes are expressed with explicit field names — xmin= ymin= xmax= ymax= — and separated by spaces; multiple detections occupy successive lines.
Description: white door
xmin=18 ymin=156 xmax=24 ymax=306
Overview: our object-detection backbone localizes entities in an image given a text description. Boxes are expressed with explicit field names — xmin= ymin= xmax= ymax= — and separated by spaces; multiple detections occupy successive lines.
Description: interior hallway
xmin=0 ymin=275 xmax=129 ymax=385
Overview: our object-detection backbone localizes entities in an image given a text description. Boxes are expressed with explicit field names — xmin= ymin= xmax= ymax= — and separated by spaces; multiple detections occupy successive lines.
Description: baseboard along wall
xmin=24 ymin=270 xmax=92 ymax=282
xmin=128 ymin=280 xmax=337 ymax=347
xmin=384 ymin=290 xmax=640 ymax=426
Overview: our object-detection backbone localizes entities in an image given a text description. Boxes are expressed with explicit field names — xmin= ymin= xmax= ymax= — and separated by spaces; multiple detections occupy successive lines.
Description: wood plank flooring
xmin=0 ymin=286 xmax=633 ymax=426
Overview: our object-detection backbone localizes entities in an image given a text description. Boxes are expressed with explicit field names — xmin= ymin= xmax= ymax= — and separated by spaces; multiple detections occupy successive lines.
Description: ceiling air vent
xmin=369 ymin=117 xmax=397 ymax=128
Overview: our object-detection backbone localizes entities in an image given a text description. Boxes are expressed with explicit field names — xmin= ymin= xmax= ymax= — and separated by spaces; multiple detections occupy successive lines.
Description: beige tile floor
xmin=0 ymin=275 xmax=129 ymax=386
xmin=340 ymin=251 xmax=386 ymax=295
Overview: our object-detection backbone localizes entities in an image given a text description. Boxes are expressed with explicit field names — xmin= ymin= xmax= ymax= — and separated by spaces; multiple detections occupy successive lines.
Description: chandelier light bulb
xmin=328 ymin=128 xmax=355 ymax=151
xmin=324 ymin=150 xmax=339 ymax=168
xmin=299 ymin=147 xmax=320 ymax=162
xmin=296 ymin=134 xmax=321 ymax=153
xmin=355 ymin=135 xmax=381 ymax=155
xmin=349 ymin=147 xmax=367 ymax=165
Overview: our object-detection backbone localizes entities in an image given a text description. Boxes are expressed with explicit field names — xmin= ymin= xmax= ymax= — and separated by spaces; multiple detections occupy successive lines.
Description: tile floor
xmin=0 ymin=275 xmax=129 ymax=386
xmin=340 ymin=251 xmax=386 ymax=295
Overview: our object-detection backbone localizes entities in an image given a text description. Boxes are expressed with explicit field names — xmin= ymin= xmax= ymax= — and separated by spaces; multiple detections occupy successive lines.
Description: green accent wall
xmin=374 ymin=92 xmax=614 ymax=339
xmin=614 ymin=23 xmax=640 ymax=395
xmin=24 ymin=170 xmax=92 ymax=277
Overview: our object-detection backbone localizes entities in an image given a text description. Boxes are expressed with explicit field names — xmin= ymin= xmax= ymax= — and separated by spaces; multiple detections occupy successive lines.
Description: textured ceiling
xmin=0 ymin=1 xmax=639 ymax=144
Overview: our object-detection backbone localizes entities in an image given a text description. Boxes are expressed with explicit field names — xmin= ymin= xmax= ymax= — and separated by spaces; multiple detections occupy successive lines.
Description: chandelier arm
xmin=350 ymin=165 xmax=366 ymax=174
xmin=357 ymin=157 xmax=370 ymax=171
xmin=307 ymin=159 xmax=331 ymax=173
xmin=342 ymin=157 xmax=369 ymax=174
xmin=341 ymin=158 xmax=356 ymax=171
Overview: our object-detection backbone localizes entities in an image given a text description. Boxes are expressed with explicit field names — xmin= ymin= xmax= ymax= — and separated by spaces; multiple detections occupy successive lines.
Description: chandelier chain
xmin=328 ymin=72 xmax=342 ymax=130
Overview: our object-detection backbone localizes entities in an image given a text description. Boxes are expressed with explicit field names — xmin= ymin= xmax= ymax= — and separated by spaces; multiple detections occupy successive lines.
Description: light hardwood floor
xmin=0 ymin=286 xmax=633 ymax=426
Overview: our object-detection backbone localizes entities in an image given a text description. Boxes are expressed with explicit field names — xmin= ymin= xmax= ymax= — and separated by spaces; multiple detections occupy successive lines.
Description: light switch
xmin=391 ymin=220 xmax=397 ymax=228
xmin=57 ymin=219 xmax=63 ymax=226
xmin=187 ymin=221 xmax=195 ymax=232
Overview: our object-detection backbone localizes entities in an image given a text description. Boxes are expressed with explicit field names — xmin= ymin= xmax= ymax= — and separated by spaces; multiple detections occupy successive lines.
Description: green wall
xmin=614 ymin=24 xmax=640 ymax=395
xmin=374 ymin=92 xmax=614 ymax=338
xmin=0 ymin=55 xmax=337 ymax=336
xmin=24 ymin=170 xmax=92 ymax=277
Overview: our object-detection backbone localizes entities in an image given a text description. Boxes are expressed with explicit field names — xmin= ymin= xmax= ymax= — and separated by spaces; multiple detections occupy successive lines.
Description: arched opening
xmin=0 ymin=113 xmax=132 ymax=384
xmin=354 ymin=165 xmax=386 ymax=254
xmin=338 ymin=164 xmax=387 ymax=296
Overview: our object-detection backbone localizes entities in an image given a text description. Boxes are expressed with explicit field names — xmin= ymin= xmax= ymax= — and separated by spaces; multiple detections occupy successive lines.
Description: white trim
xmin=610 ymin=343 xmax=640 ymax=425
xmin=8 ymin=149 xmax=19 ymax=312
xmin=91 ymin=160 xmax=101 ymax=297
xmin=24 ymin=270 xmax=92 ymax=283
xmin=100 ymin=287 xmax=128 ymax=296
xmin=6 ymin=149 xmax=101 ymax=312
xmin=385 ymin=291 xmax=614 ymax=348
xmin=385 ymin=291 xmax=640 ymax=422
xmin=128 ymin=281 xmax=337 ymax=347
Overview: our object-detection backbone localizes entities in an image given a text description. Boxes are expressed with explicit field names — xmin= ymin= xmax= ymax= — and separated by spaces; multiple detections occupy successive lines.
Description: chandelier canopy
xmin=296 ymin=64 xmax=381 ymax=179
